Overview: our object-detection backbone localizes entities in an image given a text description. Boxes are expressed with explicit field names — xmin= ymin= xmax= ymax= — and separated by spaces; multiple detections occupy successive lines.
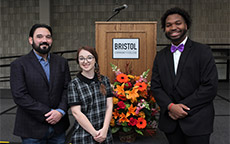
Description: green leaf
xmin=142 ymin=102 xmax=150 ymax=110
xmin=111 ymin=127 xmax=120 ymax=133
xmin=114 ymin=81 xmax=121 ymax=86
xmin=135 ymin=129 xmax=144 ymax=135
xmin=123 ymin=126 xmax=132 ymax=133
xmin=142 ymin=69 xmax=150 ymax=78
xmin=143 ymin=108 xmax=151 ymax=116
xmin=121 ymin=122 xmax=128 ymax=126
xmin=125 ymin=103 xmax=130 ymax=109
xmin=110 ymin=63 xmax=118 ymax=71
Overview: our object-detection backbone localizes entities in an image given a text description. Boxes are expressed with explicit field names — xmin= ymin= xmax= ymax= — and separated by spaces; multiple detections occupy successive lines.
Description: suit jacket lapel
xmin=174 ymin=38 xmax=192 ymax=86
xmin=49 ymin=54 xmax=56 ymax=93
xmin=50 ymin=54 xmax=55 ymax=91
xmin=28 ymin=51 xmax=50 ymax=86
xmin=165 ymin=45 xmax=176 ymax=81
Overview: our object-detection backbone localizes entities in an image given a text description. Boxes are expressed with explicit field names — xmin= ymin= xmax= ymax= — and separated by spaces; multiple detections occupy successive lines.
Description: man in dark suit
xmin=10 ymin=24 xmax=71 ymax=144
xmin=151 ymin=7 xmax=218 ymax=144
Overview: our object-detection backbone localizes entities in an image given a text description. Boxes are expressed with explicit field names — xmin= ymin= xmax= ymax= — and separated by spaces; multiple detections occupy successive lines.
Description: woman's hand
xmin=93 ymin=128 xmax=108 ymax=143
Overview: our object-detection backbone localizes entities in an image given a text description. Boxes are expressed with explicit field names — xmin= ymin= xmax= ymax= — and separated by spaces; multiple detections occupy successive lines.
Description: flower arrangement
xmin=110 ymin=63 xmax=158 ymax=136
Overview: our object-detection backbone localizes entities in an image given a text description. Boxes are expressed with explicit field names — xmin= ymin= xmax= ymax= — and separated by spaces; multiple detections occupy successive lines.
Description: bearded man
xmin=10 ymin=24 xmax=71 ymax=144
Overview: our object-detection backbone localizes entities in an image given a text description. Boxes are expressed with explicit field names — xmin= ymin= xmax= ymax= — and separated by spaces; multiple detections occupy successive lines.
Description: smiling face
xmin=165 ymin=14 xmax=187 ymax=45
xmin=78 ymin=49 xmax=96 ymax=73
xmin=29 ymin=27 xmax=53 ymax=55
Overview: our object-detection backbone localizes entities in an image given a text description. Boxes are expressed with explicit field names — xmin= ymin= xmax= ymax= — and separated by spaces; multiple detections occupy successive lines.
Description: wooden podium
xmin=95 ymin=21 xmax=157 ymax=81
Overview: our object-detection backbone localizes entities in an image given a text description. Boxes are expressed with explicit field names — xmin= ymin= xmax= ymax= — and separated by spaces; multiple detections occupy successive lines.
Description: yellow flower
xmin=128 ymin=74 xmax=134 ymax=79
xmin=139 ymin=111 xmax=146 ymax=118
xmin=113 ymin=97 xmax=119 ymax=104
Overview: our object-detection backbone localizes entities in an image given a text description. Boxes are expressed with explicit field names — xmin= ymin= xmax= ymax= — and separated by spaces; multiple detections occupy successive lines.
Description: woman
xmin=68 ymin=46 xmax=114 ymax=144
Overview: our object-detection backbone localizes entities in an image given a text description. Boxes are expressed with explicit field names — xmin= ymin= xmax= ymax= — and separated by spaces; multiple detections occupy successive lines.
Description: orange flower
xmin=114 ymin=83 xmax=125 ymax=96
xmin=118 ymin=94 xmax=127 ymax=101
xmin=119 ymin=113 xmax=130 ymax=123
xmin=113 ymin=97 xmax=119 ymax=104
xmin=110 ymin=118 xmax=115 ymax=127
xmin=135 ymin=82 xmax=147 ymax=91
xmin=125 ymin=88 xmax=139 ymax=103
xmin=136 ymin=117 xmax=147 ymax=129
xmin=138 ymin=111 xmax=146 ymax=118
xmin=139 ymin=90 xmax=148 ymax=98
xmin=113 ymin=109 xmax=120 ymax=119
xmin=116 ymin=73 xmax=129 ymax=83
xmin=134 ymin=76 xmax=140 ymax=81
xmin=150 ymin=96 xmax=156 ymax=103
xmin=126 ymin=104 xmax=137 ymax=117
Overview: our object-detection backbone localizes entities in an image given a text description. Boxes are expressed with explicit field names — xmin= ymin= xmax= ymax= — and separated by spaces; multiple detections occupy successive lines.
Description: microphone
xmin=106 ymin=4 xmax=128 ymax=21
xmin=113 ymin=4 xmax=128 ymax=12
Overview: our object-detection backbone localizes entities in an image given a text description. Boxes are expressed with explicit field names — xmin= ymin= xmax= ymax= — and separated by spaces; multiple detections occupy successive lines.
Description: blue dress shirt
xmin=33 ymin=50 xmax=65 ymax=116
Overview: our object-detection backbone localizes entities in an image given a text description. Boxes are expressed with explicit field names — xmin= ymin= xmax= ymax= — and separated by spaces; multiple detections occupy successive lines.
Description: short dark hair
xmin=161 ymin=7 xmax=192 ymax=30
xmin=29 ymin=24 xmax=52 ymax=37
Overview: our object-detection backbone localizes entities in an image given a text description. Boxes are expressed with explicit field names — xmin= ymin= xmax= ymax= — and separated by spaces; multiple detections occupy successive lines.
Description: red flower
xmin=128 ymin=117 xmax=137 ymax=126
xmin=117 ymin=101 xmax=126 ymax=109
xmin=124 ymin=82 xmax=132 ymax=89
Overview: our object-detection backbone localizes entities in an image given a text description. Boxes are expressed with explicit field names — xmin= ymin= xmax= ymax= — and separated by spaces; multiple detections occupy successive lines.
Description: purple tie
xmin=171 ymin=44 xmax=184 ymax=53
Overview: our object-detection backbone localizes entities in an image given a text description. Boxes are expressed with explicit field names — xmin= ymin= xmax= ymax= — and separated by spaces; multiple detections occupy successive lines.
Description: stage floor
xmin=0 ymin=81 xmax=229 ymax=144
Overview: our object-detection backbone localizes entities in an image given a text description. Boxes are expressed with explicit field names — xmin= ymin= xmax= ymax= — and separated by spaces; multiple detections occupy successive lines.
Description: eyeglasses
xmin=78 ymin=55 xmax=95 ymax=63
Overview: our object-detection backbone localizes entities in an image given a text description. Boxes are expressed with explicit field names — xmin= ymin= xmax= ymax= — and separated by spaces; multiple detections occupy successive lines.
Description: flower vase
xmin=118 ymin=130 xmax=136 ymax=143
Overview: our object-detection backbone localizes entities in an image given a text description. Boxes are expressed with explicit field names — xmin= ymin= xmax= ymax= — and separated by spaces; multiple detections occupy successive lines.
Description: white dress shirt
xmin=172 ymin=36 xmax=188 ymax=75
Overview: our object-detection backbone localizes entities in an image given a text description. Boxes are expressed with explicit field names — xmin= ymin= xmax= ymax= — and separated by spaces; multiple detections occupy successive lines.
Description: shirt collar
xmin=77 ymin=72 xmax=98 ymax=84
xmin=33 ymin=50 xmax=50 ymax=62
xmin=171 ymin=36 xmax=188 ymax=47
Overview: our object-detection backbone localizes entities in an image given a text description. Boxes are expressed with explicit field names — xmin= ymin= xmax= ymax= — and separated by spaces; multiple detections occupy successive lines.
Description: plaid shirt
xmin=68 ymin=73 xmax=114 ymax=144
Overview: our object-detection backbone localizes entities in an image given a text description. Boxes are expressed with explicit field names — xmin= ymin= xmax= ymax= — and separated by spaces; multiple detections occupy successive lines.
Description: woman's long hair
xmin=76 ymin=46 xmax=107 ymax=96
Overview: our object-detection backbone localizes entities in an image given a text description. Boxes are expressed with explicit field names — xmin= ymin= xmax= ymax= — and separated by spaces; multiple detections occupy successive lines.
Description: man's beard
xmin=32 ymin=42 xmax=52 ymax=54
xmin=165 ymin=29 xmax=187 ymax=44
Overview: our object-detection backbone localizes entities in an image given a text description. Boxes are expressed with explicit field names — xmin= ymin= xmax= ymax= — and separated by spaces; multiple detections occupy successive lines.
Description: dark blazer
xmin=10 ymin=50 xmax=71 ymax=139
xmin=151 ymin=38 xmax=218 ymax=136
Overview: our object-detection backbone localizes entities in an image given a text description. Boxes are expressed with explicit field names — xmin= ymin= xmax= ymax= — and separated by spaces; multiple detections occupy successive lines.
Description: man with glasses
xmin=10 ymin=24 xmax=71 ymax=144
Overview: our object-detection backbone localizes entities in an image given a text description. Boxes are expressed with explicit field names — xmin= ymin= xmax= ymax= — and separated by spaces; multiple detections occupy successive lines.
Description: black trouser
xmin=165 ymin=125 xmax=210 ymax=144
